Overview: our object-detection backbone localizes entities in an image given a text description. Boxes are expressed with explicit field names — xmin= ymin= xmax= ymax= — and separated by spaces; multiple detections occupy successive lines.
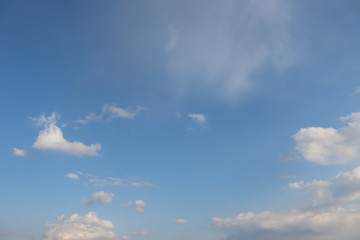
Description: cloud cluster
xmin=44 ymin=212 xmax=117 ymax=240
xmin=165 ymin=0 xmax=296 ymax=99
xmin=32 ymin=113 xmax=101 ymax=156
xmin=293 ymin=112 xmax=360 ymax=165
xmin=289 ymin=166 xmax=360 ymax=206
xmin=212 ymin=206 xmax=360 ymax=240
xmin=77 ymin=105 xmax=147 ymax=124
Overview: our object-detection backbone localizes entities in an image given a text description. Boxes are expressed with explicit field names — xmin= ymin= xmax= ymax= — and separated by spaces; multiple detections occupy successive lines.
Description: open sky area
xmin=2 ymin=0 xmax=360 ymax=240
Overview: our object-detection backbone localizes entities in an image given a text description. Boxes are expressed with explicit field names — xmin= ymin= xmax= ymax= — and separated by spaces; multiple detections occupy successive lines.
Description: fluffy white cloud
xmin=92 ymin=191 xmax=115 ymax=203
xmin=12 ymin=148 xmax=33 ymax=157
xmin=174 ymin=219 xmax=189 ymax=224
xmin=65 ymin=173 xmax=79 ymax=180
xmin=165 ymin=0 xmax=296 ymax=99
xmin=188 ymin=113 xmax=207 ymax=125
xmin=294 ymin=112 xmax=360 ymax=165
xmin=44 ymin=212 xmax=117 ymax=240
xmin=212 ymin=206 xmax=360 ymax=240
xmin=32 ymin=113 xmax=101 ymax=156
xmin=289 ymin=166 xmax=360 ymax=206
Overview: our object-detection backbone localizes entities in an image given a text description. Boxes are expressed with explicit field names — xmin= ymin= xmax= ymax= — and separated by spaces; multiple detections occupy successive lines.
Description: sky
xmin=1 ymin=0 xmax=360 ymax=239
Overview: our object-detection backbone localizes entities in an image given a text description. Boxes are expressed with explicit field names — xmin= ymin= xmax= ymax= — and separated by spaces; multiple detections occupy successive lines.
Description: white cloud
xmin=65 ymin=173 xmax=79 ymax=180
xmin=32 ymin=113 xmax=101 ymax=156
xmin=44 ymin=212 xmax=117 ymax=240
xmin=293 ymin=112 xmax=360 ymax=165
xmin=212 ymin=206 xmax=360 ymax=240
xmin=92 ymin=191 xmax=115 ymax=203
xmin=12 ymin=148 xmax=33 ymax=157
xmin=289 ymin=166 xmax=360 ymax=206
xmin=188 ymin=113 xmax=207 ymax=125
xmin=351 ymin=86 xmax=360 ymax=96
xmin=174 ymin=219 xmax=189 ymax=224
xmin=165 ymin=0 xmax=297 ymax=99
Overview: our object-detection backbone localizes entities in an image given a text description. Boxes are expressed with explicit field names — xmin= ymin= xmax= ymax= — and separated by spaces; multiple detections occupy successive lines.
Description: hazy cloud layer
xmin=294 ymin=112 xmax=360 ymax=165
xmin=32 ymin=113 xmax=101 ymax=156
xmin=44 ymin=212 xmax=117 ymax=240
xmin=165 ymin=0 xmax=297 ymax=99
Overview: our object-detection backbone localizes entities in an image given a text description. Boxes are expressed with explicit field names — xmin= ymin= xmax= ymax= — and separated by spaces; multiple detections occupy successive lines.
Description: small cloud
xmin=92 ymin=191 xmax=115 ymax=204
xmin=188 ymin=113 xmax=207 ymax=125
xmin=32 ymin=113 xmax=101 ymax=157
xmin=65 ymin=173 xmax=79 ymax=180
xmin=130 ymin=181 xmax=153 ymax=187
xmin=174 ymin=219 xmax=189 ymax=224
xmin=12 ymin=148 xmax=34 ymax=158
xmin=120 ymin=200 xmax=146 ymax=212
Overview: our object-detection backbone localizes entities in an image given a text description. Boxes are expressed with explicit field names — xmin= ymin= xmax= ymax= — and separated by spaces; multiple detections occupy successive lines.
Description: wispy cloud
xmin=165 ymin=0 xmax=297 ymax=100
xmin=120 ymin=200 xmax=146 ymax=212
xmin=32 ymin=113 xmax=101 ymax=156
xmin=92 ymin=191 xmax=115 ymax=204
xmin=77 ymin=104 xmax=148 ymax=124
xmin=67 ymin=171 xmax=154 ymax=188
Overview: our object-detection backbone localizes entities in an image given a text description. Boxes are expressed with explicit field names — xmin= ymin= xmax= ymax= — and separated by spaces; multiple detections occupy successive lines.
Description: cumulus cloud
xmin=44 ymin=212 xmax=117 ymax=240
xmin=92 ymin=191 xmax=115 ymax=204
xmin=32 ymin=113 xmax=101 ymax=156
xmin=12 ymin=148 xmax=34 ymax=157
xmin=289 ymin=166 xmax=360 ymax=206
xmin=65 ymin=173 xmax=79 ymax=180
xmin=212 ymin=206 xmax=360 ymax=240
xmin=174 ymin=219 xmax=189 ymax=224
xmin=165 ymin=0 xmax=297 ymax=99
xmin=188 ymin=113 xmax=207 ymax=125
xmin=294 ymin=112 xmax=360 ymax=165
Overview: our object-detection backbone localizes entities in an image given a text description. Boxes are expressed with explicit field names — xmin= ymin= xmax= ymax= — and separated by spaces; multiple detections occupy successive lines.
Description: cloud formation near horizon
xmin=44 ymin=212 xmax=117 ymax=240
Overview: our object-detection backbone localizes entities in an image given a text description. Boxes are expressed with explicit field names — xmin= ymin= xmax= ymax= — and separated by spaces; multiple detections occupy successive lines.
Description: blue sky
xmin=2 ymin=0 xmax=360 ymax=239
